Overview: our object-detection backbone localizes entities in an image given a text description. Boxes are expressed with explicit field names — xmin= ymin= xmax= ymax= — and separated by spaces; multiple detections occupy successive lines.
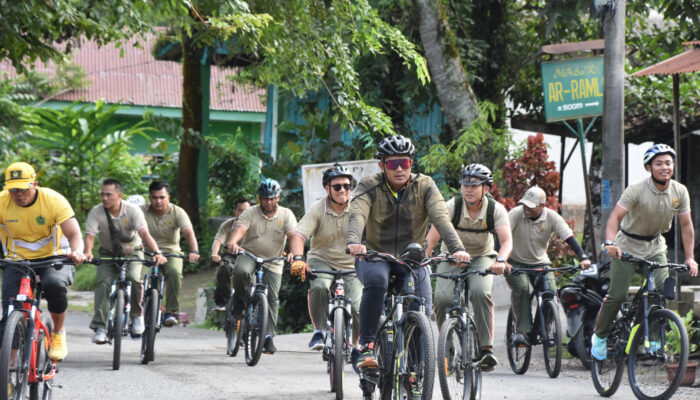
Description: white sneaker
xmin=131 ymin=316 xmax=145 ymax=335
xmin=91 ymin=328 xmax=108 ymax=344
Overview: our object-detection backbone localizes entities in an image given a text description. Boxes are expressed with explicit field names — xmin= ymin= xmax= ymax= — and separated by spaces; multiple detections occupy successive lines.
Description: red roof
xmin=631 ymin=48 xmax=700 ymax=76
xmin=0 ymin=34 xmax=266 ymax=113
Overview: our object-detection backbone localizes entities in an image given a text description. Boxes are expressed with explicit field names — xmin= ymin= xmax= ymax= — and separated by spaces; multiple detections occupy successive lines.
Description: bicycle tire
xmin=245 ymin=292 xmax=268 ymax=366
xmin=225 ymin=299 xmax=242 ymax=357
xmin=590 ymin=324 xmax=625 ymax=397
xmin=541 ymin=300 xmax=562 ymax=378
xmin=397 ymin=311 xmax=435 ymax=400
xmin=628 ymin=308 xmax=688 ymax=400
xmin=0 ymin=311 xmax=29 ymax=400
xmin=30 ymin=315 xmax=54 ymax=400
xmin=112 ymin=289 xmax=126 ymax=371
xmin=572 ymin=325 xmax=593 ymax=370
xmin=505 ymin=308 xmax=531 ymax=375
xmin=437 ymin=317 xmax=481 ymax=400
xmin=373 ymin=324 xmax=393 ymax=400
xmin=140 ymin=288 xmax=158 ymax=365
xmin=331 ymin=307 xmax=345 ymax=400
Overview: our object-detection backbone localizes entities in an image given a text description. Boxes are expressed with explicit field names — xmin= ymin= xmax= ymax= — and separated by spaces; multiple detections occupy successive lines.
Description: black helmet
xmin=376 ymin=135 xmax=415 ymax=159
xmin=322 ymin=163 xmax=356 ymax=188
xmin=461 ymin=163 xmax=493 ymax=186
xmin=643 ymin=143 xmax=676 ymax=167
xmin=258 ymin=178 xmax=281 ymax=198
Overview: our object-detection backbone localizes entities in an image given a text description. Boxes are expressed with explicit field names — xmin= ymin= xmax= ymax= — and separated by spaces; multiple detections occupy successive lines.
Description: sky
xmin=510 ymin=129 xmax=652 ymax=205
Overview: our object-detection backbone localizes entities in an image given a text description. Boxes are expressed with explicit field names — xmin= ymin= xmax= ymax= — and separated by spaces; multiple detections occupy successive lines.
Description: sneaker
xmin=212 ymin=303 xmax=226 ymax=312
xmin=510 ymin=332 xmax=529 ymax=347
xmin=356 ymin=343 xmax=378 ymax=369
xmin=591 ymin=334 xmax=607 ymax=361
xmin=163 ymin=313 xmax=178 ymax=327
xmin=649 ymin=340 xmax=661 ymax=353
xmin=131 ymin=316 xmax=145 ymax=335
xmin=351 ymin=347 xmax=362 ymax=374
xmin=263 ymin=336 xmax=277 ymax=354
xmin=308 ymin=332 xmax=325 ymax=351
xmin=91 ymin=328 xmax=108 ymax=344
xmin=480 ymin=350 xmax=498 ymax=371
xmin=49 ymin=331 xmax=68 ymax=361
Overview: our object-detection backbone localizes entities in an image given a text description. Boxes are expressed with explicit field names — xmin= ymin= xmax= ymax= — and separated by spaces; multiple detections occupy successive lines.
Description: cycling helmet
xmin=461 ymin=163 xmax=493 ymax=186
xmin=258 ymin=178 xmax=282 ymax=198
xmin=376 ymin=135 xmax=415 ymax=159
xmin=126 ymin=194 xmax=146 ymax=207
xmin=643 ymin=144 xmax=676 ymax=167
xmin=322 ymin=163 xmax=357 ymax=188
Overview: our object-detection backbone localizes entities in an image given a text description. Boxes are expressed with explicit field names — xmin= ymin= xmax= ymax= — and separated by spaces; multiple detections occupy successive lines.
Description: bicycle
xmin=591 ymin=253 xmax=689 ymax=400
xmin=140 ymin=252 xmax=188 ymax=365
xmin=0 ymin=256 xmax=73 ymax=400
xmin=221 ymin=253 xmax=244 ymax=358
xmin=304 ymin=268 xmax=357 ymax=400
xmin=92 ymin=257 xmax=156 ymax=371
xmin=224 ymin=250 xmax=285 ymax=367
xmin=354 ymin=249 xmax=435 ymax=400
xmin=430 ymin=256 xmax=495 ymax=400
xmin=504 ymin=265 xmax=577 ymax=378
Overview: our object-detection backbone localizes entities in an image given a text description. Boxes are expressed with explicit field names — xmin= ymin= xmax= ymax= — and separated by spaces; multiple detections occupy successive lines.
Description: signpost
xmin=300 ymin=160 xmax=381 ymax=213
xmin=542 ymin=56 xmax=604 ymax=262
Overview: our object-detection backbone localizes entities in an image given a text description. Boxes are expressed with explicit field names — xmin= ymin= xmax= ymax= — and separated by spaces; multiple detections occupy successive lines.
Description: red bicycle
xmin=0 ymin=257 xmax=72 ymax=400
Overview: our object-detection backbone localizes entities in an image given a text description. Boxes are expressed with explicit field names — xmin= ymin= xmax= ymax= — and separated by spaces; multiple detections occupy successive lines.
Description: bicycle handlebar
xmin=144 ymin=251 xmax=190 ymax=261
xmin=509 ymin=265 xmax=579 ymax=276
xmin=0 ymin=256 xmax=74 ymax=271
xmin=91 ymin=257 xmax=158 ymax=266
xmin=431 ymin=269 xmax=495 ymax=280
xmin=621 ymin=252 xmax=688 ymax=272
xmin=236 ymin=250 xmax=286 ymax=265
xmin=308 ymin=269 xmax=357 ymax=279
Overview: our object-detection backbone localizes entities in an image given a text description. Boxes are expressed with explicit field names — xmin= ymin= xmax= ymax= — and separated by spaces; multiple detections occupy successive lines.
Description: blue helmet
xmin=258 ymin=178 xmax=281 ymax=198
xmin=643 ymin=144 xmax=676 ymax=167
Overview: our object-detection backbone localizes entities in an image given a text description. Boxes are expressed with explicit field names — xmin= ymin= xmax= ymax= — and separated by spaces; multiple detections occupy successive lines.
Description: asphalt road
xmin=52 ymin=308 xmax=697 ymax=400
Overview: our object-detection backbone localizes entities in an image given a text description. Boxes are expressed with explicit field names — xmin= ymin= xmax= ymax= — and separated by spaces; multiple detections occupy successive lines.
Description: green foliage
xmin=207 ymin=131 xmax=260 ymax=216
xmin=72 ymin=263 xmax=97 ymax=291
xmin=277 ymin=269 xmax=313 ymax=334
xmin=666 ymin=310 xmax=698 ymax=360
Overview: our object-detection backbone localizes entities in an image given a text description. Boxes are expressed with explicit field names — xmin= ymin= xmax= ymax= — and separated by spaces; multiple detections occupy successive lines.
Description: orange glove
xmin=291 ymin=259 xmax=309 ymax=282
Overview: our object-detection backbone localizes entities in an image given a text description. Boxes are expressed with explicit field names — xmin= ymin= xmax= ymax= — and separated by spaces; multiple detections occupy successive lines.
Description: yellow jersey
xmin=0 ymin=187 xmax=75 ymax=260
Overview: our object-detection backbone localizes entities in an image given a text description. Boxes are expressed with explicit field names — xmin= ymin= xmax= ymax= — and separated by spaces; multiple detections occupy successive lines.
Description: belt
xmin=621 ymin=229 xmax=658 ymax=242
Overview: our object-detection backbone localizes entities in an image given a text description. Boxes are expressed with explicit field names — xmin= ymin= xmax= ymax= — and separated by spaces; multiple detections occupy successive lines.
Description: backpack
xmin=451 ymin=192 xmax=495 ymax=233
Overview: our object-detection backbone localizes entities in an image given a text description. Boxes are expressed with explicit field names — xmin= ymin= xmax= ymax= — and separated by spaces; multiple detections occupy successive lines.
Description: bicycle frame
xmin=142 ymin=263 xmax=165 ymax=331
xmin=107 ymin=261 xmax=132 ymax=342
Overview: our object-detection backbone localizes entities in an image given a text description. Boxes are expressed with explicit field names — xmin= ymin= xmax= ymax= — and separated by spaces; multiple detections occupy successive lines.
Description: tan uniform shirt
xmin=509 ymin=206 xmax=573 ymax=265
xmin=615 ymin=178 xmax=690 ymax=258
xmin=236 ymin=205 xmax=297 ymax=274
xmin=141 ymin=204 xmax=192 ymax=253
xmin=85 ymin=200 xmax=146 ymax=254
xmin=214 ymin=217 xmax=237 ymax=245
xmin=441 ymin=196 xmax=509 ymax=257
xmin=295 ymin=198 xmax=354 ymax=270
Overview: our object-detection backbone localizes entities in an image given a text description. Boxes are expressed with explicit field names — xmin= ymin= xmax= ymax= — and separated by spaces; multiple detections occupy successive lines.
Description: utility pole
xmin=600 ymin=0 xmax=626 ymax=241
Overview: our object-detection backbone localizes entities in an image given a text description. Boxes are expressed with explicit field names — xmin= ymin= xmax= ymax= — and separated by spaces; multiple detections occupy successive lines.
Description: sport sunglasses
xmin=384 ymin=158 xmax=413 ymax=170
xmin=331 ymin=183 xmax=352 ymax=192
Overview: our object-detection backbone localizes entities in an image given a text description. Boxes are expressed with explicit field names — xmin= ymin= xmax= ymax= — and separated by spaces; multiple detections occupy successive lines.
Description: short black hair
xmin=233 ymin=197 xmax=251 ymax=208
xmin=148 ymin=181 xmax=170 ymax=194
xmin=102 ymin=178 xmax=123 ymax=193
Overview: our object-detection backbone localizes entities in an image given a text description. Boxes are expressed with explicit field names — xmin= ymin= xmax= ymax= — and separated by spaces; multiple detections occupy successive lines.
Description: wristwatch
xmin=191 ymin=250 xmax=199 ymax=254
xmin=293 ymin=255 xmax=306 ymax=262
xmin=600 ymin=240 xmax=614 ymax=252
xmin=154 ymin=250 xmax=162 ymax=255
xmin=496 ymin=256 xmax=505 ymax=263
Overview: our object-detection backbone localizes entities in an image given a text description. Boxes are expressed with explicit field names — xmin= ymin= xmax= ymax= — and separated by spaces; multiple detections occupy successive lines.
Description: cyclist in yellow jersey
xmin=0 ymin=162 xmax=86 ymax=361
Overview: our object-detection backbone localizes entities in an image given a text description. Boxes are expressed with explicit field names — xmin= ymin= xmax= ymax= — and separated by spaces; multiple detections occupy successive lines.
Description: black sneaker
xmin=263 ymin=336 xmax=277 ymax=354
xmin=351 ymin=347 xmax=361 ymax=374
xmin=510 ymin=332 xmax=529 ymax=347
xmin=308 ymin=332 xmax=325 ymax=351
xmin=480 ymin=350 xmax=498 ymax=372
xmin=356 ymin=343 xmax=378 ymax=370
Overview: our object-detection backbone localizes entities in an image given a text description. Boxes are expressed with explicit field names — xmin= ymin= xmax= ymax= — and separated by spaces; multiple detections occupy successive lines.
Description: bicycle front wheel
xmin=590 ymin=326 xmax=625 ymax=397
xmin=244 ymin=292 xmax=268 ymax=366
xmin=437 ymin=316 xmax=481 ymax=400
xmin=628 ymin=308 xmax=688 ymax=400
xmin=397 ymin=310 xmax=435 ymax=400
xmin=505 ymin=307 xmax=531 ymax=375
xmin=225 ymin=300 xmax=242 ymax=357
xmin=541 ymin=300 xmax=562 ymax=378
xmin=371 ymin=324 xmax=393 ymax=400
xmin=30 ymin=315 xmax=54 ymax=400
xmin=331 ymin=307 xmax=345 ymax=400
xmin=140 ymin=288 xmax=158 ymax=365
xmin=112 ymin=289 xmax=126 ymax=371
xmin=0 ymin=311 xmax=29 ymax=400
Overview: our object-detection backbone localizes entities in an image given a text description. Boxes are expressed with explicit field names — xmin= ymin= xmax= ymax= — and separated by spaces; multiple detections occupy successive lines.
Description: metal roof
xmin=0 ymin=34 xmax=266 ymax=113
xmin=631 ymin=47 xmax=700 ymax=76
xmin=537 ymin=39 xmax=604 ymax=56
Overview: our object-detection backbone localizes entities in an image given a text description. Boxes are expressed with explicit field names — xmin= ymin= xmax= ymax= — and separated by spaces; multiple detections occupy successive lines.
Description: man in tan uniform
xmin=212 ymin=197 xmax=251 ymax=311
xmin=142 ymin=181 xmax=200 ymax=327
xmin=592 ymin=144 xmax=698 ymax=360
xmin=85 ymin=179 xmax=166 ymax=344
xmin=426 ymin=163 xmax=512 ymax=371
xmin=227 ymin=179 xmax=296 ymax=354
xmin=289 ymin=163 xmax=362 ymax=351
xmin=506 ymin=186 xmax=590 ymax=345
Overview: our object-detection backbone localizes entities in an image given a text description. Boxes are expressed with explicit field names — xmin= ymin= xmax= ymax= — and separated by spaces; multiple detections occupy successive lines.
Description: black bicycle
xmin=0 ymin=257 xmax=73 ymax=400
xmin=354 ymin=249 xmax=435 ymax=400
xmin=92 ymin=257 xmax=156 ymax=370
xmin=221 ymin=253 xmax=244 ymax=358
xmin=431 ymin=257 xmax=494 ymax=400
xmin=591 ymin=253 xmax=690 ymax=400
xmin=305 ymin=269 xmax=356 ymax=400
xmin=224 ymin=250 xmax=285 ymax=367
xmin=140 ymin=252 xmax=188 ymax=365
xmin=505 ymin=265 xmax=577 ymax=378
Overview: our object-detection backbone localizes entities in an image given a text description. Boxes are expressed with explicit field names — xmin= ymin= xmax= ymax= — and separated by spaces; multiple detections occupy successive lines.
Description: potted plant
xmin=665 ymin=310 xmax=698 ymax=386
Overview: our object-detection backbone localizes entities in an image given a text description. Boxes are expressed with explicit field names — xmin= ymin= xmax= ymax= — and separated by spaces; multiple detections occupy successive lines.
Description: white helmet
xmin=643 ymin=144 xmax=676 ymax=167
xmin=126 ymin=194 xmax=146 ymax=207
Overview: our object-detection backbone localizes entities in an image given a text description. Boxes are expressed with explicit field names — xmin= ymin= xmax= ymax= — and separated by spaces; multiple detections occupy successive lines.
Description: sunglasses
xmin=331 ymin=183 xmax=352 ymax=192
xmin=8 ymin=188 xmax=30 ymax=194
xmin=384 ymin=158 xmax=412 ymax=170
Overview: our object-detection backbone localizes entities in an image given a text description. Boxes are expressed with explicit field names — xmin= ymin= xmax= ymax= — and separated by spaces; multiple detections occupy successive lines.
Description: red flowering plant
xmin=493 ymin=133 xmax=576 ymax=266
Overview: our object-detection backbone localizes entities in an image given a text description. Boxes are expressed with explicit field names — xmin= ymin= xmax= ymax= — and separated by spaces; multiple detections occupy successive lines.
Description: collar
xmin=646 ymin=178 xmax=671 ymax=195
xmin=462 ymin=196 xmax=488 ymax=221
xmin=384 ymin=175 xmax=411 ymax=199
xmin=521 ymin=205 xmax=546 ymax=224
xmin=323 ymin=197 xmax=350 ymax=216
xmin=259 ymin=204 xmax=279 ymax=220
xmin=145 ymin=203 xmax=172 ymax=216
